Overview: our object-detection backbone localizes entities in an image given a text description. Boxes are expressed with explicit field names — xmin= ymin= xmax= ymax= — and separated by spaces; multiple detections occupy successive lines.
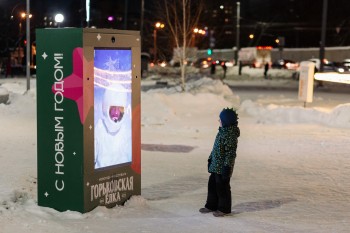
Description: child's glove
xmin=207 ymin=159 xmax=212 ymax=171
xmin=222 ymin=166 xmax=231 ymax=181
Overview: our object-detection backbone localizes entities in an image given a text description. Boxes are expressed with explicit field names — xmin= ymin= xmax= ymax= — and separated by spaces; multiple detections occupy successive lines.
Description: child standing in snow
xmin=200 ymin=108 xmax=240 ymax=217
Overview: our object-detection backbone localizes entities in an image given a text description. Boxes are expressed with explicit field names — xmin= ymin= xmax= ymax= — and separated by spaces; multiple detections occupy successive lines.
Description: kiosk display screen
xmin=93 ymin=48 xmax=132 ymax=169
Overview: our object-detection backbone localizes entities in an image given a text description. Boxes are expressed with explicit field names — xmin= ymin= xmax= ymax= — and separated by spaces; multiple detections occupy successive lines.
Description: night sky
xmin=1 ymin=0 xmax=350 ymax=57
xmin=1 ymin=0 xmax=349 ymax=28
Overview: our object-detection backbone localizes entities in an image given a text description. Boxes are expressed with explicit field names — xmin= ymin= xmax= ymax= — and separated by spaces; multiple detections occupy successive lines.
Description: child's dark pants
xmin=205 ymin=173 xmax=232 ymax=213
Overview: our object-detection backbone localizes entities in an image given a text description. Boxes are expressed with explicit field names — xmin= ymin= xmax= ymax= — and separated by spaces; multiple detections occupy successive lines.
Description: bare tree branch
xmin=159 ymin=0 xmax=204 ymax=91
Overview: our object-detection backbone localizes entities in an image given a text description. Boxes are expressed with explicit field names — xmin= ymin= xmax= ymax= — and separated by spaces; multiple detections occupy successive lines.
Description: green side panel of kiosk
xmin=36 ymin=28 xmax=84 ymax=212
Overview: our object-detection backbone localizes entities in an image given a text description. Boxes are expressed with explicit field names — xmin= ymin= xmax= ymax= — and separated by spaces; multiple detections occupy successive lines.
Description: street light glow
xmin=55 ymin=14 xmax=64 ymax=23
xmin=155 ymin=22 xmax=165 ymax=29
xmin=193 ymin=27 xmax=206 ymax=35
xmin=21 ymin=12 xmax=32 ymax=18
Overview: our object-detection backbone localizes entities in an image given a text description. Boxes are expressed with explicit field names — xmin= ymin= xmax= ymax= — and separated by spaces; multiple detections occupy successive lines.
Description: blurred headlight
xmin=225 ymin=61 xmax=234 ymax=67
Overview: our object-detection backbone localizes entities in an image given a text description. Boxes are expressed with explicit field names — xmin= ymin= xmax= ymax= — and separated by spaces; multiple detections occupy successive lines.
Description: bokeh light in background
xmin=107 ymin=16 xmax=114 ymax=22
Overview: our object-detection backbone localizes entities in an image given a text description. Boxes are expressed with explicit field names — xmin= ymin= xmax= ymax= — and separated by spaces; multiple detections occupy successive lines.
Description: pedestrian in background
xmin=264 ymin=62 xmax=269 ymax=79
xmin=210 ymin=62 xmax=216 ymax=75
xmin=5 ymin=57 xmax=13 ymax=78
xmin=221 ymin=61 xmax=227 ymax=79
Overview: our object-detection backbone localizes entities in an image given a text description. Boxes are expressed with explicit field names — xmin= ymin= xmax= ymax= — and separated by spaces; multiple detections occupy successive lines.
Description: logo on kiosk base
xmin=90 ymin=175 xmax=134 ymax=205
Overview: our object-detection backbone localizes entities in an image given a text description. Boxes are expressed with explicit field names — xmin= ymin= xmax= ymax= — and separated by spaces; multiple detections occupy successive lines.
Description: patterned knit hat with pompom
xmin=219 ymin=108 xmax=238 ymax=127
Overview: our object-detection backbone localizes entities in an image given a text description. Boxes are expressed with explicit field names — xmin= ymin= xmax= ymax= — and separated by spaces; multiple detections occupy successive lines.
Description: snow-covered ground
xmin=0 ymin=70 xmax=350 ymax=232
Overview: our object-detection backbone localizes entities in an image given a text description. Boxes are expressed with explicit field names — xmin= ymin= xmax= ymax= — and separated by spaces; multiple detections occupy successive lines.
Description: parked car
xmin=308 ymin=58 xmax=338 ymax=72
xmin=192 ymin=58 xmax=209 ymax=68
xmin=271 ymin=59 xmax=299 ymax=70
xmin=338 ymin=59 xmax=350 ymax=73
xmin=331 ymin=61 xmax=350 ymax=73
xmin=292 ymin=59 xmax=330 ymax=80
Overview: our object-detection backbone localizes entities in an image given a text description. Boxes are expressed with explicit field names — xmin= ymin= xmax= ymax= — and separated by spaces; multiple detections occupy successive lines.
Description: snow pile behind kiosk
xmin=36 ymin=28 xmax=141 ymax=213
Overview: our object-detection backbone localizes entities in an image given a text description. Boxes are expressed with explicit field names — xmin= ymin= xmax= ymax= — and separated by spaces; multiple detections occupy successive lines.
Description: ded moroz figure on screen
xmin=94 ymin=83 xmax=132 ymax=169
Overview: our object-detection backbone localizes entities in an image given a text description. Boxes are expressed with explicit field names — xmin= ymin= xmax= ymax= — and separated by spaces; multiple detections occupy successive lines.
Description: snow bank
xmin=142 ymin=78 xmax=240 ymax=127
xmin=0 ymin=86 xmax=9 ymax=95
xmin=2 ymin=77 xmax=348 ymax=129
xmin=0 ymin=90 xmax=36 ymax=116
xmin=0 ymin=190 xmax=149 ymax=223
xmin=0 ymin=86 xmax=9 ymax=104
xmin=145 ymin=77 xmax=240 ymax=108
xmin=1 ymin=82 xmax=28 ymax=95
xmin=226 ymin=66 xmax=295 ymax=79
xmin=146 ymin=77 xmax=234 ymax=95
xmin=241 ymin=100 xmax=350 ymax=128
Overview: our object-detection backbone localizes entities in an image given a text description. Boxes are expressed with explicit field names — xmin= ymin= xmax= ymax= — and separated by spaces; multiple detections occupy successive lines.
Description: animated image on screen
xmin=94 ymin=49 xmax=132 ymax=169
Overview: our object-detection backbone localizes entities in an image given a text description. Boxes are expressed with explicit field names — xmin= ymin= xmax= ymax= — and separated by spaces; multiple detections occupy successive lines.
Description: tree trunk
xmin=160 ymin=0 xmax=203 ymax=92
xmin=180 ymin=0 xmax=187 ymax=91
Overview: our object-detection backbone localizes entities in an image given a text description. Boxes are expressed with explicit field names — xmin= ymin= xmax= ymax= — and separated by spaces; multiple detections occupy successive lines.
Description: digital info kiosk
xmin=36 ymin=28 xmax=141 ymax=213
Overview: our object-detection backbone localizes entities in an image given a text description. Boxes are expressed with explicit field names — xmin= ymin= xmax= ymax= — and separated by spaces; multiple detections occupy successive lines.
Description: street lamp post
xmin=26 ymin=0 xmax=30 ymax=91
xmin=320 ymin=0 xmax=328 ymax=72
xmin=248 ymin=34 xmax=254 ymax=46
xmin=153 ymin=22 xmax=164 ymax=63
xmin=192 ymin=28 xmax=206 ymax=47
xmin=18 ymin=13 xmax=25 ymax=65
xmin=235 ymin=2 xmax=240 ymax=66
xmin=9 ymin=2 xmax=31 ymax=90
xmin=19 ymin=12 xmax=32 ymax=67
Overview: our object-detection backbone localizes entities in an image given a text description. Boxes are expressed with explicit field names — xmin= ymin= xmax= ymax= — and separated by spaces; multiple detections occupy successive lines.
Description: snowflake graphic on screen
xmin=105 ymin=57 xmax=120 ymax=71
